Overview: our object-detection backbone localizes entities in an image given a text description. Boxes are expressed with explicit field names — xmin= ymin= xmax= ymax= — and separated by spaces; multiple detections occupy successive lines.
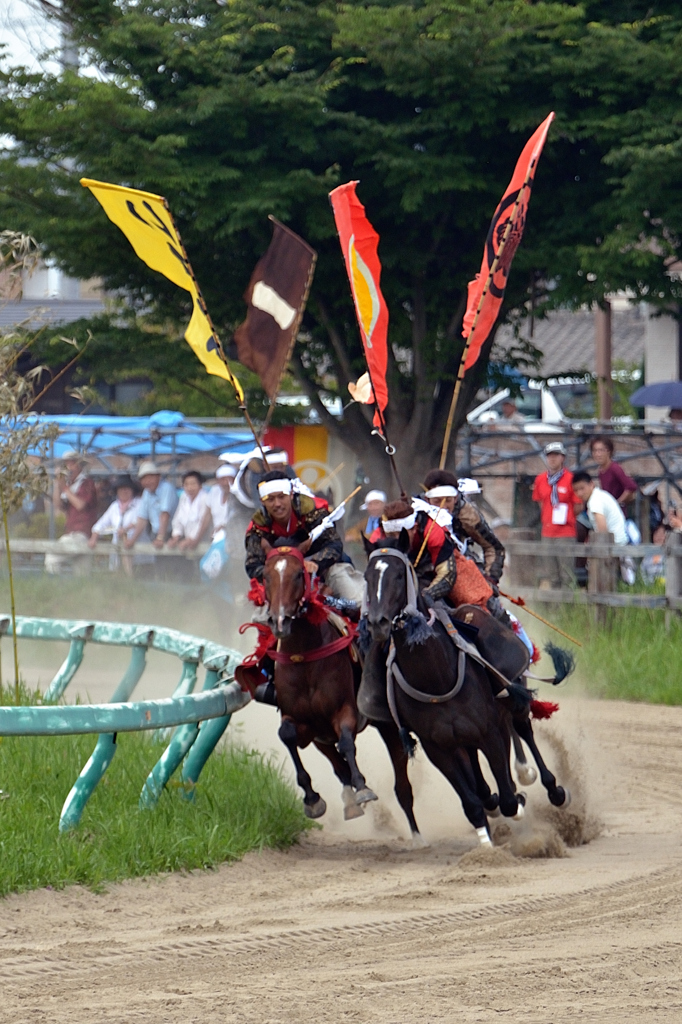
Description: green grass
xmin=0 ymin=687 xmax=310 ymax=896
xmin=550 ymin=604 xmax=682 ymax=705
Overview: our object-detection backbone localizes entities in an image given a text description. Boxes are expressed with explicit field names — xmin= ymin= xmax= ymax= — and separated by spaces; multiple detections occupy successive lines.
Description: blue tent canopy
xmin=18 ymin=410 xmax=253 ymax=463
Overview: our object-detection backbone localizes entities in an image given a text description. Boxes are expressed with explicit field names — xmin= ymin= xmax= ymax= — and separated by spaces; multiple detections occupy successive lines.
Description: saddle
xmin=453 ymin=604 xmax=530 ymax=683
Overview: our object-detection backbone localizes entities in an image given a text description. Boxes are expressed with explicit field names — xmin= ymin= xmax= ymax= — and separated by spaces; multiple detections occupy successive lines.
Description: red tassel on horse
xmin=530 ymin=699 xmax=560 ymax=720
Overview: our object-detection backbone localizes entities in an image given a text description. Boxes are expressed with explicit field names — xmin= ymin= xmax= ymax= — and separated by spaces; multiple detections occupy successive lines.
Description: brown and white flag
xmin=233 ymin=217 xmax=317 ymax=399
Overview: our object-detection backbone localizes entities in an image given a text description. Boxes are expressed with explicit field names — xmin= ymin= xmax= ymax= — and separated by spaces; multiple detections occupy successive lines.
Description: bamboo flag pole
xmin=439 ymin=161 xmax=538 ymax=470
xmin=498 ymin=588 xmax=583 ymax=647
xmin=161 ymin=200 xmax=271 ymax=470
xmin=414 ymin=497 xmax=447 ymax=568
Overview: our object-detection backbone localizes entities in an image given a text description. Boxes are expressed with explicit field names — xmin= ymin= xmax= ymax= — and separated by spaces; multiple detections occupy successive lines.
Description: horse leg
xmin=313 ymin=739 xmax=365 ymax=821
xmin=513 ymin=715 xmax=570 ymax=807
xmin=479 ymin=725 xmax=525 ymax=820
xmin=373 ymin=719 xmax=425 ymax=845
xmin=278 ymin=718 xmax=326 ymax=819
xmin=420 ymin=740 xmax=492 ymax=846
xmin=511 ymin=726 xmax=538 ymax=786
xmin=466 ymin=746 xmax=500 ymax=817
xmin=336 ymin=722 xmax=378 ymax=806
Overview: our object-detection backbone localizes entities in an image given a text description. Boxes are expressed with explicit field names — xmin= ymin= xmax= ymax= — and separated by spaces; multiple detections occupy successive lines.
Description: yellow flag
xmin=80 ymin=177 xmax=243 ymax=400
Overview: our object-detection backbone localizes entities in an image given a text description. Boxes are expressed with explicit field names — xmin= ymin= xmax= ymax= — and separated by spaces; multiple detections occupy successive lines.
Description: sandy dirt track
xmin=2 ymin=695 xmax=682 ymax=1023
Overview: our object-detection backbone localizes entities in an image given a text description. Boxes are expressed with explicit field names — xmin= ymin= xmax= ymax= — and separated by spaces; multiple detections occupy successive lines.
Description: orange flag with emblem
xmin=462 ymin=112 xmax=554 ymax=371
xmin=329 ymin=182 xmax=389 ymax=428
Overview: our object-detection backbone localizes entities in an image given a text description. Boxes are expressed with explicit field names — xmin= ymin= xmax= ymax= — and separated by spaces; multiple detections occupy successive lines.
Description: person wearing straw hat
xmin=46 ymin=449 xmax=98 ymax=576
xmin=124 ymin=461 xmax=179 ymax=551
xmin=88 ymin=475 xmax=141 ymax=574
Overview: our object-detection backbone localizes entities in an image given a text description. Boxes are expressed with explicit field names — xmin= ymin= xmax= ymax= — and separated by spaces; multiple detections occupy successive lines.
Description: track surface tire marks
xmin=2 ymin=697 xmax=682 ymax=1023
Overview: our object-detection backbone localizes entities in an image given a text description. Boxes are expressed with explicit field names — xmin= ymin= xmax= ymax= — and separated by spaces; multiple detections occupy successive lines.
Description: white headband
xmin=383 ymin=512 xmax=416 ymax=533
xmin=425 ymin=485 xmax=458 ymax=498
xmin=216 ymin=465 xmax=236 ymax=479
xmin=258 ymin=478 xmax=292 ymax=499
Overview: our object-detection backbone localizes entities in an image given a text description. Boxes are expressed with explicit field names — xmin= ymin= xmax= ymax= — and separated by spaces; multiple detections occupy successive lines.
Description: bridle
xmin=365 ymin=545 xmax=467 ymax=717
xmin=264 ymin=545 xmax=313 ymax=618
xmin=365 ymin=546 xmax=422 ymax=631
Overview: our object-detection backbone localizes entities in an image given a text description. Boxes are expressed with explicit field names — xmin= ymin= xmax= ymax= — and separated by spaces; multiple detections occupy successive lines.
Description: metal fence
xmin=0 ymin=615 xmax=250 ymax=831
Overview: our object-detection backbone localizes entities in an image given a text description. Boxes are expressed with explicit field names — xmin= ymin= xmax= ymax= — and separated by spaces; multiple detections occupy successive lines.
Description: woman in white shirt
xmin=168 ymin=471 xmax=209 ymax=550
xmin=88 ymin=476 xmax=141 ymax=573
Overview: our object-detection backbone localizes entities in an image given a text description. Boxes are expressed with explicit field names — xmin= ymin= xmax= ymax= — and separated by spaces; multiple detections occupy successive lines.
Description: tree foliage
xmin=1 ymin=0 xmax=681 ymax=487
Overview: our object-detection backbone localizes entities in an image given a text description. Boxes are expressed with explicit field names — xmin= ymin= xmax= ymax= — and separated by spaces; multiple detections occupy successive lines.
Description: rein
xmin=367 ymin=547 xmax=466 ymax=730
xmin=241 ymin=546 xmax=357 ymax=668
xmin=270 ymin=632 xmax=355 ymax=665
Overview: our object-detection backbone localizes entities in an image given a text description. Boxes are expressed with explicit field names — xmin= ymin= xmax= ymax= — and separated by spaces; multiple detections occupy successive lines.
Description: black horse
xmin=362 ymin=534 xmax=524 ymax=845
xmin=454 ymin=603 xmax=572 ymax=808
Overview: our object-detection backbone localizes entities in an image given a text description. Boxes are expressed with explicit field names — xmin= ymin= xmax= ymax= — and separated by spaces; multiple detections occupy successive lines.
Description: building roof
xmin=0 ymin=298 xmax=106 ymax=330
xmin=494 ymin=307 xmax=645 ymax=377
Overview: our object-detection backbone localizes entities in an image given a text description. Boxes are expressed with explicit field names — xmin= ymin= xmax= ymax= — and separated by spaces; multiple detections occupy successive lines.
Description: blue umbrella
xmin=630 ymin=381 xmax=682 ymax=408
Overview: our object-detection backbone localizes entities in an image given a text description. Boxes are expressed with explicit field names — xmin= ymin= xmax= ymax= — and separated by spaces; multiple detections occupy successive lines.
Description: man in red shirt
xmin=45 ymin=449 xmax=99 ymax=576
xmin=532 ymin=441 xmax=579 ymax=588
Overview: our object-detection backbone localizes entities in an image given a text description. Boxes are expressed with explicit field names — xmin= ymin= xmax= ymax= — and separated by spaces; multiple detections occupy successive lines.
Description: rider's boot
xmin=486 ymin=593 xmax=514 ymax=630
xmin=235 ymin=657 xmax=278 ymax=706
xmin=356 ymin=640 xmax=392 ymax=722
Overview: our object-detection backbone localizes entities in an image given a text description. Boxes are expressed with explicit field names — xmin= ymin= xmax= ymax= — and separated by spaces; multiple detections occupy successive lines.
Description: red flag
xmin=329 ymin=182 xmax=389 ymax=428
xmin=462 ymin=112 xmax=554 ymax=371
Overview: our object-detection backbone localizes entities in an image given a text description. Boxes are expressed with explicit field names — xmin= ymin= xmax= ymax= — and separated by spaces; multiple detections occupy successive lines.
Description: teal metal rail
xmin=0 ymin=615 xmax=250 ymax=831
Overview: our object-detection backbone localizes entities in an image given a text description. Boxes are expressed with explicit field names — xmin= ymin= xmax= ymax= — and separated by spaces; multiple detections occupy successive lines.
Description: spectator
xmin=88 ymin=475 xmax=141 ymax=574
xmin=497 ymin=398 xmax=525 ymax=428
xmin=125 ymin=461 xmax=178 ymax=550
xmin=532 ymin=442 xmax=580 ymax=588
xmin=200 ymin=464 xmax=238 ymax=539
xmin=670 ymin=505 xmax=682 ymax=532
xmin=45 ymin=449 xmax=98 ymax=576
xmin=572 ymin=470 xmax=635 ymax=585
xmin=168 ymin=471 xmax=209 ymax=550
xmin=589 ymin=436 xmax=637 ymax=509
xmin=359 ymin=489 xmax=387 ymax=537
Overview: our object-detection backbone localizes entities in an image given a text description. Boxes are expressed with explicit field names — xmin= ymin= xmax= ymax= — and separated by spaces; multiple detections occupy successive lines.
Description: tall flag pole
xmin=80 ymin=177 xmax=270 ymax=466
xmin=233 ymin=216 xmax=317 ymax=434
xmin=439 ymin=112 xmax=555 ymax=468
xmin=329 ymin=181 xmax=405 ymax=496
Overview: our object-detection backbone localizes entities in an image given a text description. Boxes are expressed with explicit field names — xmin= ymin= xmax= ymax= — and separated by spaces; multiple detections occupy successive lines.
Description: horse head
xmin=362 ymin=531 xmax=412 ymax=643
xmin=261 ymin=539 xmax=309 ymax=638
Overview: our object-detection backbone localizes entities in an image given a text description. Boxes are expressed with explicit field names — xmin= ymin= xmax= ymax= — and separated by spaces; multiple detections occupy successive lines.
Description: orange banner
xmin=462 ymin=112 xmax=554 ymax=371
xmin=329 ymin=182 xmax=389 ymax=428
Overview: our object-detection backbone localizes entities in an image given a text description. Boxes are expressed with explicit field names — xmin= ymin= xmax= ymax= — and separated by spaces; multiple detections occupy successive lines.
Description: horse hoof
xmin=551 ymin=787 xmax=571 ymax=808
xmin=512 ymin=794 xmax=526 ymax=820
xmin=476 ymin=826 xmax=493 ymax=847
xmin=355 ymin=787 xmax=378 ymax=805
xmin=485 ymin=804 xmax=501 ymax=818
xmin=410 ymin=831 xmax=430 ymax=850
xmin=305 ymin=797 xmax=327 ymax=819
xmin=344 ymin=801 xmax=365 ymax=820
xmin=515 ymin=763 xmax=537 ymax=786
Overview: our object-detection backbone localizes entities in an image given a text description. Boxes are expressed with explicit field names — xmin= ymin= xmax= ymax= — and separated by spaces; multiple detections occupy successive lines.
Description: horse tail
xmin=507 ymin=681 xmax=535 ymax=715
xmin=399 ymin=727 xmax=418 ymax=759
xmin=545 ymin=642 xmax=576 ymax=685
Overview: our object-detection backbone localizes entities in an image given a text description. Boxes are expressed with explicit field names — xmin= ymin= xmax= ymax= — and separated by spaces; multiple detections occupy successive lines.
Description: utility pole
xmin=595 ymin=299 xmax=612 ymax=422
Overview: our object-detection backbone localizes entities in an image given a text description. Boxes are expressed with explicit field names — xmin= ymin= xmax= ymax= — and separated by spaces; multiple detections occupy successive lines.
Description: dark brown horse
xmin=250 ymin=542 xmax=424 ymax=843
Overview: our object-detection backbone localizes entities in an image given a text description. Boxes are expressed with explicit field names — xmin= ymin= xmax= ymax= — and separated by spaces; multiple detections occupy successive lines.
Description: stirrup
xmin=254 ymin=680 xmax=278 ymax=706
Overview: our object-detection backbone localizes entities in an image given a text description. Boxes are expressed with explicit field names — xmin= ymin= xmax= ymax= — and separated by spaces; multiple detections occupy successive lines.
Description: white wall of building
xmin=644 ymin=307 xmax=680 ymax=421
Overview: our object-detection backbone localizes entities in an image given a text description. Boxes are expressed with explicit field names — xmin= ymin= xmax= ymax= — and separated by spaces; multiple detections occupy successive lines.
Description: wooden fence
xmin=505 ymin=530 xmax=682 ymax=623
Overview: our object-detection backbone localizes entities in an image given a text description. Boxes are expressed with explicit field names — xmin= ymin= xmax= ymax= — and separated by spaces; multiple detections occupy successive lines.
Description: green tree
xmin=1 ymin=0 xmax=681 ymax=489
